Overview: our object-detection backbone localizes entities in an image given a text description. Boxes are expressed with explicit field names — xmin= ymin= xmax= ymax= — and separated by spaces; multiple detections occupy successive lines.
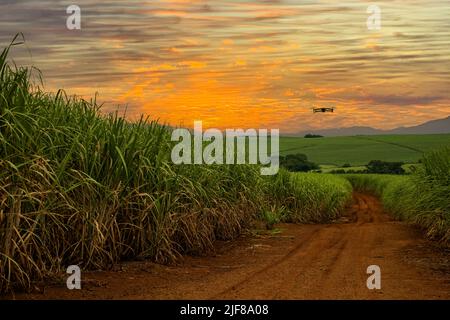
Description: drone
xmin=312 ymin=107 xmax=335 ymax=113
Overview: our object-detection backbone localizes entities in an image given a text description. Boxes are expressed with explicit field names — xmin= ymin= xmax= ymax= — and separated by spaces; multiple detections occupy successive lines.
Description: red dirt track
xmin=8 ymin=193 xmax=450 ymax=300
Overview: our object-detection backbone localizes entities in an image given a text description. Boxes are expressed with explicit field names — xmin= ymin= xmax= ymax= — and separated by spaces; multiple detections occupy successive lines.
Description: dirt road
xmin=10 ymin=193 xmax=450 ymax=300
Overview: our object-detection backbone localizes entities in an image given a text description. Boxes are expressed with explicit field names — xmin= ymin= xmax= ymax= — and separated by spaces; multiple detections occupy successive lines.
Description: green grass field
xmin=280 ymin=135 xmax=450 ymax=166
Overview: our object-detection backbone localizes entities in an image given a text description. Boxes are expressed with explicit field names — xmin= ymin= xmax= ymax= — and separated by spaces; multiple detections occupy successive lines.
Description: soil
xmin=6 ymin=192 xmax=450 ymax=300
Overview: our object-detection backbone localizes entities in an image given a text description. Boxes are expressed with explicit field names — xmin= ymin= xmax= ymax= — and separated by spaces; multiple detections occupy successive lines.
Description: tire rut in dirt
xmin=214 ymin=225 xmax=348 ymax=299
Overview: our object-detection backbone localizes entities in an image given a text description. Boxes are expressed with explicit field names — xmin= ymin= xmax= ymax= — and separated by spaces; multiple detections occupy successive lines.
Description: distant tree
xmin=330 ymin=169 xmax=346 ymax=174
xmin=279 ymin=153 xmax=319 ymax=172
xmin=366 ymin=160 xmax=405 ymax=174
xmin=346 ymin=169 xmax=368 ymax=174
xmin=342 ymin=163 xmax=351 ymax=168
xmin=304 ymin=133 xmax=323 ymax=138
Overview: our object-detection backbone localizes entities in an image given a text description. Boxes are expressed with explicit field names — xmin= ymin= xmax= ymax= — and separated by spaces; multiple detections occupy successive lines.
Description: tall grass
xmin=0 ymin=36 xmax=352 ymax=293
xmin=345 ymin=147 xmax=450 ymax=244
xmin=0 ymin=36 xmax=261 ymax=292
xmin=267 ymin=169 xmax=352 ymax=223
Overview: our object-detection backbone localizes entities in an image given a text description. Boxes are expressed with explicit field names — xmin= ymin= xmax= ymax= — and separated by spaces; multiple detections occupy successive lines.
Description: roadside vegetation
xmin=279 ymin=153 xmax=319 ymax=172
xmin=268 ymin=170 xmax=352 ymax=223
xmin=328 ymin=160 xmax=406 ymax=174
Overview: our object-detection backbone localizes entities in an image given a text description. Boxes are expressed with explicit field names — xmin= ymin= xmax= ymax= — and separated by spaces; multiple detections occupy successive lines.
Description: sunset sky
xmin=1 ymin=0 xmax=449 ymax=133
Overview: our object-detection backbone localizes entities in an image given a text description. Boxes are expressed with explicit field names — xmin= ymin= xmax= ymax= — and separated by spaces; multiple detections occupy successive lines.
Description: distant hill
xmin=389 ymin=116 xmax=450 ymax=135
xmin=293 ymin=116 xmax=450 ymax=137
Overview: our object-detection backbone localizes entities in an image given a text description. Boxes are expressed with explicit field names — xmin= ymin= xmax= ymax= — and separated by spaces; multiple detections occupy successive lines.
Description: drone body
xmin=313 ymin=107 xmax=335 ymax=113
